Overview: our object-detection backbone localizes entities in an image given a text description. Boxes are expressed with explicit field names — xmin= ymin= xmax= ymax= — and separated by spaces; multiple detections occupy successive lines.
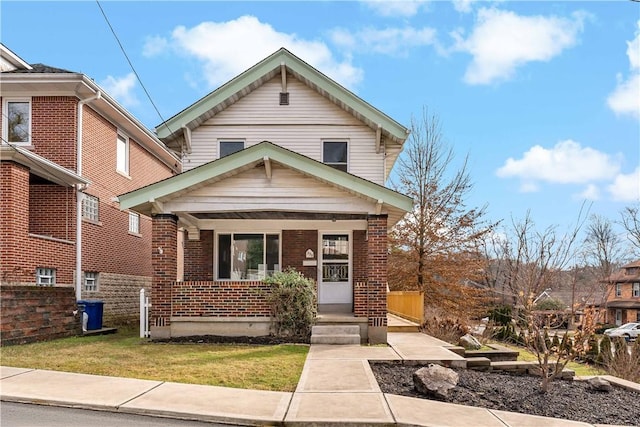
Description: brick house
xmin=119 ymin=48 xmax=412 ymax=343
xmin=604 ymin=260 xmax=640 ymax=325
xmin=0 ymin=44 xmax=180 ymax=325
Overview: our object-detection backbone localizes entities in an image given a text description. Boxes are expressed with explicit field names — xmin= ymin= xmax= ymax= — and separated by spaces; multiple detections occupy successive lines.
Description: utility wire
xmin=95 ymin=0 xmax=179 ymax=145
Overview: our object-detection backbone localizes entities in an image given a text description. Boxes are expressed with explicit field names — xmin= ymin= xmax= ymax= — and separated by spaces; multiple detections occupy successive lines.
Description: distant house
xmin=604 ymin=260 xmax=640 ymax=325
xmin=119 ymin=48 xmax=413 ymax=343
xmin=0 ymin=44 xmax=180 ymax=325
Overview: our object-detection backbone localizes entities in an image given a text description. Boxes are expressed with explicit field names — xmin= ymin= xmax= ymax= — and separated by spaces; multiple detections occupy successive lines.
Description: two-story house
xmin=119 ymin=48 xmax=413 ymax=344
xmin=0 ymin=44 xmax=180 ymax=326
xmin=604 ymin=260 xmax=640 ymax=325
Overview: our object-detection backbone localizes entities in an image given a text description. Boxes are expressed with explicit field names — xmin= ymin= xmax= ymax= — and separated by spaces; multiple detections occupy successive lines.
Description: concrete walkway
xmin=0 ymin=330 xmax=620 ymax=427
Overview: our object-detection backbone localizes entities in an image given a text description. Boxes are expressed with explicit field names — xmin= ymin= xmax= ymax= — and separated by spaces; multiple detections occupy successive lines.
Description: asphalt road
xmin=0 ymin=402 xmax=232 ymax=427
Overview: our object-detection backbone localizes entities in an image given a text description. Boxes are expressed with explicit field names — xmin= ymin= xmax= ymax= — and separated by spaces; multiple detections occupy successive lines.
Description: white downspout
xmin=75 ymin=91 xmax=101 ymax=301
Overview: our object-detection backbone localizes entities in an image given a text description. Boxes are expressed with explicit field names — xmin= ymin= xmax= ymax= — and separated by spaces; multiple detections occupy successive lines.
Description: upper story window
xmin=615 ymin=283 xmax=622 ymax=297
xmin=2 ymin=98 xmax=31 ymax=145
xmin=36 ymin=267 xmax=56 ymax=286
xmin=129 ymin=211 xmax=140 ymax=234
xmin=323 ymin=141 xmax=348 ymax=172
xmin=116 ymin=133 xmax=129 ymax=174
xmin=633 ymin=282 xmax=640 ymax=298
xmin=82 ymin=194 xmax=99 ymax=222
xmin=219 ymin=141 xmax=244 ymax=158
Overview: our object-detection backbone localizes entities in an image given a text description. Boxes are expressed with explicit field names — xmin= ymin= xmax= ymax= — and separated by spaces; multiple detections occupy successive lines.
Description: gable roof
xmin=118 ymin=141 xmax=413 ymax=224
xmin=155 ymin=48 xmax=409 ymax=148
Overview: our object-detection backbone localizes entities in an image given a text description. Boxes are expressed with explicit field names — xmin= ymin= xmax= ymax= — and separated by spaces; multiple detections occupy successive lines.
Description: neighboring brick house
xmin=604 ymin=260 xmax=640 ymax=325
xmin=0 ymin=44 xmax=180 ymax=325
xmin=119 ymin=48 xmax=413 ymax=343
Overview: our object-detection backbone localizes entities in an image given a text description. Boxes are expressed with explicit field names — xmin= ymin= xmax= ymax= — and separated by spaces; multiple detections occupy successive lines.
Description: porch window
xmin=616 ymin=283 xmax=622 ymax=297
xmin=323 ymin=141 xmax=348 ymax=172
xmin=219 ymin=141 xmax=244 ymax=158
xmin=633 ymin=282 xmax=639 ymax=298
xmin=217 ymin=233 xmax=280 ymax=280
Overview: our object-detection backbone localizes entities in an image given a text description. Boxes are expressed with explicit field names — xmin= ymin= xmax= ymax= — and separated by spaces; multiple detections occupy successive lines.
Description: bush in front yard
xmin=263 ymin=269 xmax=317 ymax=340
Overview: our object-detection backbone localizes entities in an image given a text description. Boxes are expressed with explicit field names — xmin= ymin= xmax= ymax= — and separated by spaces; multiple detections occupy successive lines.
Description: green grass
xmin=0 ymin=328 xmax=308 ymax=391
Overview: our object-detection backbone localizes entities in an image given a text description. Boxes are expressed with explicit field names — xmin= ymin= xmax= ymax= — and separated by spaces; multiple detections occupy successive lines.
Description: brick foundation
xmin=172 ymin=281 xmax=271 ymax=317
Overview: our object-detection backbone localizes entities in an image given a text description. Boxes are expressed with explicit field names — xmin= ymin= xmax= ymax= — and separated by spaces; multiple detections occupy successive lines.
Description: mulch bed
xmin=370 ymin=361 xmax=640 ymax=426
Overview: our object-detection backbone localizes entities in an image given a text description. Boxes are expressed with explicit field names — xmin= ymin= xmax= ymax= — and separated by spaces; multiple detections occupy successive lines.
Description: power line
xmin=95 ymin=1 xmax=179 ymax=146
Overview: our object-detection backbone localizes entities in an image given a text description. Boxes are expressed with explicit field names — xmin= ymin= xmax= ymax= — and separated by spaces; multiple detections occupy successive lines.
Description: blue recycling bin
xmin=78 ymin=300 xmax=104 ymax=330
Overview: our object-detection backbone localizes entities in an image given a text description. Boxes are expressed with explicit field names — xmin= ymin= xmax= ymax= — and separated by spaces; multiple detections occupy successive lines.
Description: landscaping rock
xmin=413 ymin=364 xmax=459 ymax=398
xmin=587 ymin=377 xmax=612 ymax=392
xmin=459 ymin=334 xmax=482 ymax=350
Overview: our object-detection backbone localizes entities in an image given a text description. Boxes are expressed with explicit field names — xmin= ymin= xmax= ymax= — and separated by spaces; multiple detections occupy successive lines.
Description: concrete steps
xmin=310 ymin=325 xmax=361 ymax=345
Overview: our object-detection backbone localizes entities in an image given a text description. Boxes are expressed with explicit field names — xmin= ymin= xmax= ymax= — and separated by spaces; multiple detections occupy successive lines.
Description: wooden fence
xmin=387 ymin=291 xmax=424 ymax=324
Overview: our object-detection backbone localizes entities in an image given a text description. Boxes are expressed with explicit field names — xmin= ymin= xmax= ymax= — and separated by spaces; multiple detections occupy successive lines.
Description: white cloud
xmin=574 ymin=184 xmax=600 ymax=201
xmin=496 ymin=140 xmax=621 ymax=190
xmin=145 ymin=16 xmax=362 ymax=90
xmin=142 ymin=35 xmax=168 ymax=57
xmin=329 ymin=26 xmax=437 ymax=56
xmin=363 ymin=0 xmax=430 ymax=17
xmin=452 ymin=8 xmax=586 ymax=85
xmin=608 ymin=167 xmax=640 ymax=202
xmin=99 ymin=73 xmax=138 ymax=108
xmin=606 ymin=20 xmax=640 ymax=119
xmin=452 ymin=0 xmax=474 ymax=14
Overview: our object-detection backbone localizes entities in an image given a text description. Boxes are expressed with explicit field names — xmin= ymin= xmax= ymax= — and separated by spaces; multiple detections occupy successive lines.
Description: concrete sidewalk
xmin=0 ymin=331 xmax=617 ymax=427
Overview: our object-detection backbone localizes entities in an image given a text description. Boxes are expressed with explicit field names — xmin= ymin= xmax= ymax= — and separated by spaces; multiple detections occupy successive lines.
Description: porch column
xmin=367 ymin=214 xmax=388 ymax=344
xmin=151 ymin=214 xmax=178 ymax=338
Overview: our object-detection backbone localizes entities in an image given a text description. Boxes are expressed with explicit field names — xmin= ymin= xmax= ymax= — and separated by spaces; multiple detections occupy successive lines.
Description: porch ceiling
xmin=191 ymin=211 xmax=368 ymax=220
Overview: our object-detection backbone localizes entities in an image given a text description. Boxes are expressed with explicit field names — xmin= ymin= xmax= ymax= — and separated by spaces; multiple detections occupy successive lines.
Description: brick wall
xmin=1 ymin=162 xmax=30 ymax=283
xmin=0 ymin=285 xmax=81 ymax=346
xmin=29 ymin=184 xmax=75 ymax=241
xmin=365 ymin=215 xmax=388 ymax=327
xmin=173 ymin=281 xmax=271 ymax=317
xmin=152 ymin=214 xmax=178 ymax=327
xmin=282 ymin=230 xmax=318 ymax=279
xmin=183 ymin=230 xmax=214 ymax=281
xmin=83 ymin=272 xmax=151 ymax=325
xmin=31 ymin=96 xmax=77 ymax=169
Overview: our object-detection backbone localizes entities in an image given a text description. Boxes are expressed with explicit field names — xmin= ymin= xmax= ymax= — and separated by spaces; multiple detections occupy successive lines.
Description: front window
xmin=323 ymin=141 xmax=348 ymax=172
xmin=3 ymin=98 xmax=31 ymax=144
xmin=36 ymin=268 xmax=55 ymax=286
xmin=322 ymin=234 xmax=349 ymax=282
xmin=217 ymin=233 xmax=279 ymax=280
xmin=219 ymin=141 xmax=244 ymax=158
xmin=82 ymin=194 xmax=99 ymax=222
xmin=116 ymin=134 xmax=129 ymax=174
xmin=616 ymin=283 xmax=622 ymax=297
xmin=84 ymin=272 xmax=98 ymax=292
xmin=128 ymin=212 xmax=140 ymax=234
xmin=633 ymin=282 xmax=639 ymax=298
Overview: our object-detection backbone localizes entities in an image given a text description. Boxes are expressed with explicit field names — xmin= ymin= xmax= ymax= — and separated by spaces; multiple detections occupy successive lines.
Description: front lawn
xmin=0 ymin=328 xmax=308 ymax=392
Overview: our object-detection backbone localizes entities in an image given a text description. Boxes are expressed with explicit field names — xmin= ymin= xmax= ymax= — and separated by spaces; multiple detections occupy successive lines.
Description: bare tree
xmin=620 ymin=205 xmax=640 ymax=255
xmin=487 ymin=210 xmax=590 ymax=393
xmin=389 ymin=108 xmax=496 ymax=319
xmin=581 ymin=214 xmax=627 ymax=323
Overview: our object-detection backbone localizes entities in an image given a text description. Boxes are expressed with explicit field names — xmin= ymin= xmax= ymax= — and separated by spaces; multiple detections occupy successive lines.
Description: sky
xmin=2 ymin=0 xmax=639 ymax=242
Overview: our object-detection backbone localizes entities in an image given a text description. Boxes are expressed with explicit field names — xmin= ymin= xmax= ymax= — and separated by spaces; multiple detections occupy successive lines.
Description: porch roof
xmin=118 ymin=141 xmax=413 ymax=223
xmin=1 ymin=144 xmax=90 ymax=188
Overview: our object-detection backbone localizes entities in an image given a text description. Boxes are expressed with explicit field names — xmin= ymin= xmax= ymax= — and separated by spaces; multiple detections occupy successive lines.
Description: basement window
xmin=36 ymin=268 xmax=56 ymax=286
xmin=84 ymin=272 xmax=99 ymax=292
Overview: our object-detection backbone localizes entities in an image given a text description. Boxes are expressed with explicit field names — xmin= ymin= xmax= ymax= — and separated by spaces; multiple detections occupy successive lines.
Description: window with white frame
xmin=36 ymin=268 xmax=56 ymax=286
xmin=633 ymin=282 xmax=639 ymax=298
xmin=82 ymin=194 xmax=99 ymax=221
xmin=116 ymin=133 xmax=129 ymax=174
xmin=128 ymin=211 xmax=140 ymax=234
xmin=2 ymin=98 xmax=31 ymax=144
xmin=84 ymin=271 xmax=98 ymax=292
xmin=323 ymin=141 xmax=348 ymax=172
xmin=219 ymin=141 xmax=244 ymax=158
xmin=217 ymin=233 xmax=280 ymax=280
xmin=616 ymin=283 xmax=622 ymax=297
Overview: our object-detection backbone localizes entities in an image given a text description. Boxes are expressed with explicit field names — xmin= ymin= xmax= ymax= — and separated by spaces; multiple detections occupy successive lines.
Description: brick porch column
xmin=151 ymin=214 xmax=177 ymax=338
xmin=367 ymin=214 xmax=388 ymax=344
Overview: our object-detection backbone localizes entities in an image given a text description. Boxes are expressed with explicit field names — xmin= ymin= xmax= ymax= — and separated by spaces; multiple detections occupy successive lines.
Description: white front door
xmin=318 ymin=233 xmax=352 ymax=308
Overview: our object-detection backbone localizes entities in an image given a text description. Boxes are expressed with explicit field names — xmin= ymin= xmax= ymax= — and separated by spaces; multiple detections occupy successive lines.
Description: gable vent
xmin=279 ymin=92 xmax=289 ymax=105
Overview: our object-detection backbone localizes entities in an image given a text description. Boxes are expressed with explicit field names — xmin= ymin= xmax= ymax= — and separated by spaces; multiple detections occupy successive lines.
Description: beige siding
xmin=166 ymin=164 xmax=377 ymax=214
xmin=185 ymin=76 xmax=385 ymax=185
